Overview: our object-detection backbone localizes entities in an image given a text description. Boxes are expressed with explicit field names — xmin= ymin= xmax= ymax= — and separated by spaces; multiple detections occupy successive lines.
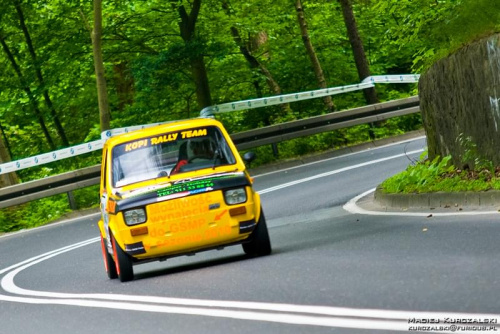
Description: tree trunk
xmin=229 ymin=26 xmax=291 ymax=115
xmin=222 ymin=1 xmax=290 ymax=116
xmin=338 ymin=0 xmax=379 ymax=139
xmin=91 ymin=0 xmax=111 ymax=131
xmin=190 ymin=56 xmax=212 ymax=109
xmin=177 ymin=0 xmax=212 ymax=109
xmin=295 ymin=0 xmax=335 ymax=112
xmin=0 ymin=123 xmax=13 ymax=159
xmin=0 ymin=33 xmax=56 ymax=150
xmin=113 ymin=61 xmax=134 ymax=111
xmin=0 ymin=130 xmax=18 ymax=187
xmin=13 ymin=0 xmax=70 ymax=147
xmin=338 ymin=0 xmax=378 ymax=105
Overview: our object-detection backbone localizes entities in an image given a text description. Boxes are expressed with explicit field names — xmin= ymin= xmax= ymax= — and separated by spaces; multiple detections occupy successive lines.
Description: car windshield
xmin=111 ymin=126 xmax=236 ymax=188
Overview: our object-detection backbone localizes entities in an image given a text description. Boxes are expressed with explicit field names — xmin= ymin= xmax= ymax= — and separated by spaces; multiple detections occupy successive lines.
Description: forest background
xmin=0 ymin=0 xmax=498 ymax=231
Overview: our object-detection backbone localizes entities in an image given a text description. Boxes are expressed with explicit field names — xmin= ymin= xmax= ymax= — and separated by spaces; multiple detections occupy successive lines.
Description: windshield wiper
xmin=212 ymin=133 xmax=224 ymax=170
xmin=212 ymin=149 xmax=221 ymax=170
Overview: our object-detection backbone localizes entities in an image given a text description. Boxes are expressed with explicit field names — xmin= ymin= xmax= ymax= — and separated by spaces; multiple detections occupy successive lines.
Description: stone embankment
xmin=420 ymin=33 xmax=500 ymax=168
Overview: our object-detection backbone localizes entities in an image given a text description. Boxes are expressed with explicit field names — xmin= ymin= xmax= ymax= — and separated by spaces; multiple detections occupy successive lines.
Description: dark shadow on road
xmin=133 ymin=253 xmax=252 ymax=281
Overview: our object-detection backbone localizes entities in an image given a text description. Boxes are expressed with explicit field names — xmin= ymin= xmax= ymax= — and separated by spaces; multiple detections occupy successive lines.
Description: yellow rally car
xmin=98 ymin=118 xmax=271 ymax=282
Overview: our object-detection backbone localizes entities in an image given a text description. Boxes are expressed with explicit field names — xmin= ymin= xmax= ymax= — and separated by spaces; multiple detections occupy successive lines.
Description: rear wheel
xmin=100 ymin=235 xmax=118 ymax=279
xmin=111 ymin=234 xmax=134 ymax=282
xmin=243 ymin=208 xmax=272 ymax=256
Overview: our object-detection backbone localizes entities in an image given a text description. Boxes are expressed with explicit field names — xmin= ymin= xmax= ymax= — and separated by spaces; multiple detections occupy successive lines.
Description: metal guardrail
xmin=0 ymin=96 xmax=420 ymax=209
xmin=232 ymin=96 xmax=419 ymax=150
xmin=0 ymin=165 xmax=101 ymax=209
xmin=201 ymin=74 xmax=420 ymax=116
xmin=0 ymin=74 xmax=419 ymax=176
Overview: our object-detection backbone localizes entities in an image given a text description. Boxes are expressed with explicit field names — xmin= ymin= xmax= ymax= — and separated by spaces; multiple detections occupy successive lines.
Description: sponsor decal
xmin=150 ymin=133 xmax=178 ymax=145
xmin=123 ymin=128 xmax=208 ymax=153
xmin=125 ymin=139 xmax=148 ymax=152
xmin=180 ymin=128 xmax=207 ymax=139
xmin=157 ymin=179 xmax=215 ymax=197
xmin=149 ymin=194 xmax=212 ymax=223
xmin=147 ymin=225 xmax=232 ymax=250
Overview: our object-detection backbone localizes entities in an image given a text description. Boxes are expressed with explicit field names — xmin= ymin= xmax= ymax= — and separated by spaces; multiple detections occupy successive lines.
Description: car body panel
xmin=98 ymin=118 xmax=261 ymax=265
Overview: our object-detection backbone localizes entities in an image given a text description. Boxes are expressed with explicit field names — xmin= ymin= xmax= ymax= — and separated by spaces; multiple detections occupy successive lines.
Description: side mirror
xmin=243 ymin=151 xmax=256 ymax=164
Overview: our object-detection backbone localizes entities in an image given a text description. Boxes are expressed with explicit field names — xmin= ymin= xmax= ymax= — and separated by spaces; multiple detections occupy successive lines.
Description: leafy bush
xmin=382 ymin=155 xmax=454 ymax=193
xmin=381 ymin=152 xmax=500 ymax=194
xmin=0 ymin=186 xmax=100 ymax=233
xmin=243 ymin=113 xmax=423 ymax=168
xmin=0 ymin=195 xmax=71 ymax=233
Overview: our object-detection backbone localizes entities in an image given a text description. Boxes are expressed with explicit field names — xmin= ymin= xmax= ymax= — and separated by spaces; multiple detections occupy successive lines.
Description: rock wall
xmin=419 ymin=34 xmax=500 ymax=168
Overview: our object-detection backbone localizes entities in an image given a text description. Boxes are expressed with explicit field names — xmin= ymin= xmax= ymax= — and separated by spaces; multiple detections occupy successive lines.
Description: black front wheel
xmin=243 ymin=208 xmax=272 ymax=256
xmin=100 ymin=235 xmax=118 ymax=279
xmin=112 ymin=234 xmax=134 ymax=282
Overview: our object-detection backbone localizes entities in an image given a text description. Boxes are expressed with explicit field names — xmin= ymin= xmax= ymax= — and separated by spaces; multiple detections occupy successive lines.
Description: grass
xmin=381 ymin=154 xmax=500 ymax=194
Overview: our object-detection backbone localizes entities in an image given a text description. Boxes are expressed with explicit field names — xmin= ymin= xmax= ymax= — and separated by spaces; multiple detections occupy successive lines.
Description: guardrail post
xmin=271 ymin=143 xmax=279 ymax=158
xmin=67 ymin=191 xmax=77 ymax=210
xmin=368 ymin=122 xmax=376 ymax=140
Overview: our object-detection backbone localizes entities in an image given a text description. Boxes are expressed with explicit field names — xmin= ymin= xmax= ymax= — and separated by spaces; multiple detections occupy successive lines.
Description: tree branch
xmin=79 ymin=9 xmax=92 ymax=34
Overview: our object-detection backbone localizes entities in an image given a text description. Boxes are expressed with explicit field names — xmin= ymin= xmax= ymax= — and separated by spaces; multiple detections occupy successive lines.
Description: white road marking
xmin=259 ymin=149 xmax=424 ymax=194
xmin=253 ymin=135 xmax=425 ymax=178
xmin=0 ymin=237 xmax=99 ymax=276
xmin=344 ymin=188 xmax=500 ymax=217
xmin=1 ymin=239 xmax=499 ymax=330
xmin=0 ymin=293 xmax=416 ymax=330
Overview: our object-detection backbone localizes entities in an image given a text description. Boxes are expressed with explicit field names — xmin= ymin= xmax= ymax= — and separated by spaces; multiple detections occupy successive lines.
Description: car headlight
xmin=224 ymin=188 xmax=247 ymax=205
xmin=123 ymin=208 xmax=147 ymax=226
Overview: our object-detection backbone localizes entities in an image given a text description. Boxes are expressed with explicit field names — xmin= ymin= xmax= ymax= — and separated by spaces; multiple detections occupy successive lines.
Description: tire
xmin=111 ymin=234 xmax=134 ymax=282
xmin=100 ymin=235 xmax=118 ymax=279
xmin=242 ymin=208 xmax=272 ymax=256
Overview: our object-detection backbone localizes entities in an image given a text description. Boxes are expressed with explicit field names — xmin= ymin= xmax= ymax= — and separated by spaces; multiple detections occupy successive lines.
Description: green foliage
xmin=72 ymin=185 xmax=100 ymax=209
xmin=0 ymin=195 xmax=70 ymax=232
xmin=0 ymin=0 xmax=422 ymax=165
xmin=0 ymin=186 xmax=100 ymax=233
xmin=374 ymin=0 xmax=500 ymax=72
xmin=456 ymin=133 xmax=494 ymax=171
xmin=382 ymin=155 xmax=455 ymax=193
xmin=381 ymin=153 xmax=500 ymax=194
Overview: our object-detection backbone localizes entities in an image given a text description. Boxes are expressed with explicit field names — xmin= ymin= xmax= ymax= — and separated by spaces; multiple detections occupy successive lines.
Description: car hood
xmin=112 ymin=171 xmax=250 ymax=212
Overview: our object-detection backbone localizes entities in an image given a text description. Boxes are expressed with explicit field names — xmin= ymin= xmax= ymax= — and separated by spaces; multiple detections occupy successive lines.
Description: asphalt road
xmin=1 ymin=135 xmax=499 ymax=334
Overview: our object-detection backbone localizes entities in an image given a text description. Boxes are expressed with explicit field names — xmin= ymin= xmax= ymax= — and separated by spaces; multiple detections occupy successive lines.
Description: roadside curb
xmin=249 ymin=129 xmax=426 ymax=176
xmin=374 ymin=186 xmax=500 ymax=210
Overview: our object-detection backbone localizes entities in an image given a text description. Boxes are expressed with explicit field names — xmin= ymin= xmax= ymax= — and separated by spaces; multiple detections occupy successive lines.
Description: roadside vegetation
xmin=381 ymin=154 xmax=500 ymax=194
xmin=381 ymin=134 xmax=500 ymax=193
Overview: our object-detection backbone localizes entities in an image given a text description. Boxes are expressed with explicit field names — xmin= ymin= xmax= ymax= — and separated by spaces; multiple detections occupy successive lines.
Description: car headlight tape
xmin=124 ymin=208 xmax=147 ymax=225
xmin=224 ymin=188 xmax=247 ymax=205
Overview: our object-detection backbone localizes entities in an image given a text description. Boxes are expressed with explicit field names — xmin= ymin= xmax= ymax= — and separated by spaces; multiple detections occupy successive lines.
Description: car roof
xmin=104 ymin=118 xmax=222 ymax=148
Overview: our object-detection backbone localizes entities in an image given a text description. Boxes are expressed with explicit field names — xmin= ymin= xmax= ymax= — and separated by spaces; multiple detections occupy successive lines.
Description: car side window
xmin=102 ymin=150 xmax=108 ymax=192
